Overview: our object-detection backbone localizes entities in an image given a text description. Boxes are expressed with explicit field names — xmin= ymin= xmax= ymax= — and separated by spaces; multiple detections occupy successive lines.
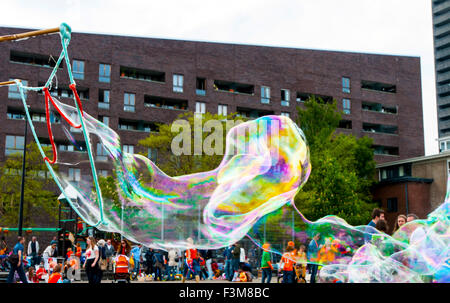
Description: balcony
xmin=435 ymin=22 xmax=450 ymax=38
xmin=118 ymin=118 xmax=159 ymax=133
xmin=361 ymin=80 xmax=396 ymax=94
xmin=434 ymin=12 xmax=450 ymax=27
xmin=437 ymin=60 xmax=450 ymax=73
xmin=438 ymin=94 xmax=450 ymax=106
xmin=120 ymin=66 xmax=165 ymax=83
xmin=236 ymin=107 xmax=274 ymax=119
xmin=373 ymin=145 xmax=399 ymax=156
xmin=296 ymin=92 xmax=333 ymax=103
xmin=435 ymin=34 xmax=450 ymax=49
xmin=433 ymin=1 xmax=450 ymax=16
xmin=438 ymin=84 xmax=450 ymax=96
xmin=436 ymin=47 xmax=450 ymax=61
xmin=144 ymin=95 xmax=188 ymax=111
xmin=10 ymin=50 xmax=64 ymax=69
xmin=213 ymin=80 xmax=254 ymax=95
xmin=362 ymin=101 xmax=398 ymax=115
xmin=437 ymin=70 xmax=450 ymax=84
xmin=363 ymin=123 xmax=398 ymax=135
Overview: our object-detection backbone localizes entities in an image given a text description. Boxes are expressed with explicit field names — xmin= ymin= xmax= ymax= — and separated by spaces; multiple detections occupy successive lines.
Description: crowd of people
xmin=0 ymin=208 xmax=425 ymax=284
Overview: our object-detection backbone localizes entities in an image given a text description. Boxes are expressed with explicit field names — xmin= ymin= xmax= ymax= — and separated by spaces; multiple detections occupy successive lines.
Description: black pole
xmin=18 ymin=114 xmax=28 ymax=237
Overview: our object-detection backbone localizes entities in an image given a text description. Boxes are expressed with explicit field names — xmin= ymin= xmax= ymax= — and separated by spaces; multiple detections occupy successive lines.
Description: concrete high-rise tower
xmin=432 ymin=0 xmax=450 ymax=151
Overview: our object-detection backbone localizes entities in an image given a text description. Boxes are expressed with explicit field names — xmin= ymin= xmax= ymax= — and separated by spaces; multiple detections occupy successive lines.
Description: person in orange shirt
xmin=295 ymin=244 xmax=307 ymax=283
xmin=48 ymin=264 xmax=63 ymax=283
xmin=318 ymin=238 xmax=337 ymax=264
xmin=279 ymin=245 xmax=296 ymax=283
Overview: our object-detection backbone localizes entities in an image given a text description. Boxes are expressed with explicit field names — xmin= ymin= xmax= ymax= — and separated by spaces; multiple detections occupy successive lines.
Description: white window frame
xmin=261 ymin=86 xmax=270 ymax=104
xmin=342 ymin=77 xmax=350 ymax=93
xmin=68 ymin=168 xmax=81 ymax=182
xmin=73 ymin=60 xmax=85 ymax=80
xmin=281 ymin=89 xmax=290 ymax=106
xmin=5 ymin=135 xmax=24 ymax=156
xmin=124 ymin=93 xmax=135 ymax=112
xmin=343 ymin=98 xmax=351 ymax=114
xmin=218 ymin=104 xmax=228 ymax=116
xmin=173 ymin=74 xmax=184 ymax=93
xmin=8 ymin=79 xmax=28 ymax=99
xmin=99 ymin=64 xmax=111 ymax=83
xmin=123 ymin=144 xmax=134 ymax=154
xmin=196 ymin=101 xmax=206 ymax=114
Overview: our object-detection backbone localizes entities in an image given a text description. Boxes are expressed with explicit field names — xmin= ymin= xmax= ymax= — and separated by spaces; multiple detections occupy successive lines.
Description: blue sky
xmin=0 ymin=0 xmax=438 ymax=155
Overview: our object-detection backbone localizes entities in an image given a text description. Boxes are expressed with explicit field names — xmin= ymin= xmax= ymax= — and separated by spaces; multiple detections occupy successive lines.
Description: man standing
xmin=307 ymin=233 xmax=320 ymax=283
xmin=6 ymin=236 xmax=28 ymax=283
xmin=223 ymin=245 xmax=234 ymax=281
xmin=366 ymin=208 xmax=385 ymax=242
xmin=231 ymin=243 xmax=241 ymax=280
xmin=104 ymin=239 xmax=115 ymax=273
xmin=368 ymin=208 xmax=385 ymax=227
xmin=27 ymin=236 xmax=40 ymax=267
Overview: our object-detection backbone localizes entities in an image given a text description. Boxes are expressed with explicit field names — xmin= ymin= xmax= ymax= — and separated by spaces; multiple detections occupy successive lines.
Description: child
xmin=295 ymin=245 xmax=307 ymax=283
xmin=261 ymin=243 xmax=273 ymax=284
xmin=238 ymin=269 xmax=247 ymax=282
xmin=26 ymin=266 xmax=39 ymax=283
xmin=36 ymin=263 xmax=47 ymax=281
xmin=66 ymin=247 xmax=73 ymax=259
xmin=48 ymin=264 xmax=63 ymax=283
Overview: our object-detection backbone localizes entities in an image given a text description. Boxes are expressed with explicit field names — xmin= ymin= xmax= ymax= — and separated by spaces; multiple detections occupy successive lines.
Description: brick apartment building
xmin=0 ymin=27 xmax=425 ymax=180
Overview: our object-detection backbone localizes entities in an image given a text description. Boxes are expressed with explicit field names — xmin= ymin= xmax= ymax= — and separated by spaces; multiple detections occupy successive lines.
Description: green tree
xmin=294 ymin=96 xmax=377 ymax=226
xmin=0 ymin=142 xmax=59 ymax=227
xmin=138 ymin=111 xmax=246 ymax=176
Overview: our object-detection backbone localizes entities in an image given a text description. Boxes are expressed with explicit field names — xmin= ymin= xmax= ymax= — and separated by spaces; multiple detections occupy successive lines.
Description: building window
xmin=59 ymin=144 xmax=74 ymax=152
xmin=196 ymin=101 xmax=206 ymax=114
xmin=343 ymin=99 xmax=351 ymax=114
xmin=123 ymin=144 xmax=134 ymax=154
xmin=124 ymin=93 xmax=135 ymax=112
xmin=99 ymin=64 xmax=111 ymax=83
xmin=399 ymin=165 xmax=404 ymax=177
xmin=218 ymin=104 xmax=227 ymax=116
xmin=73 ymin=60 xmax=85 ymax=80
xmin=387 ymin=198 xmax=398 ymax=212
xmin=8 ymin=79 xmax=27 ymax=99
xmin=96 ymin=143 xmax=109 ymax=161
xmin=148 ymin=148 xmax=157 ymax=163
xmin=5 ymin=135 xmax=24 ymax=156
xmin=261 ymin=86 xmax=270 ymax=104
xmin=281 ymin=112 xmax=290 ymax=117
xmin=173 ymin=74 xmax=184 ymax=93
xmin=98 ymin=170 xmax=108 ymax=177
xmin=98 ymin=116 xmax=109 ymax=126
xmin=342 ymin=77 xmax=350 ymax=93
xmin=281 ymin=89 xmax=290 ymax=106
xmin=98 ymin=89 xmax=110 ymax=109
xmin=68 ymin=168 xmax=81 ymax=182
xmin=196 ymin=78 xmax=206 ymax=95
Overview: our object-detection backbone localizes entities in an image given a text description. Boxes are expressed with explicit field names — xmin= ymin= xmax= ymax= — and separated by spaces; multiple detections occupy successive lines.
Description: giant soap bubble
xmin=7 ymin=23 xmax=450 ymax=282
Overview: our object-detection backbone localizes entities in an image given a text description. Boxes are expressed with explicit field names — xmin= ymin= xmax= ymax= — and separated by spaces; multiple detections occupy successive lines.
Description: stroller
xmin=113 ymin=254 xmax=130 ymax=283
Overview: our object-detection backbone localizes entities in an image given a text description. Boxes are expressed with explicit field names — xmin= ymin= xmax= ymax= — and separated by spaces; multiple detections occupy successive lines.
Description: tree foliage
xmin=138 ymin=111 xmax=246 ymax=176
xmin=294 ymin=96 xmax=377 ymax=226
xmin=0 ymin=142 xmax=59 ymax=227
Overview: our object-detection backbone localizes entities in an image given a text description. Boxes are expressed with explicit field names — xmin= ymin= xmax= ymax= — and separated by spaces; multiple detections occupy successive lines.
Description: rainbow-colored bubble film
xmin=10 ymin=23 xmax=450 ymax=283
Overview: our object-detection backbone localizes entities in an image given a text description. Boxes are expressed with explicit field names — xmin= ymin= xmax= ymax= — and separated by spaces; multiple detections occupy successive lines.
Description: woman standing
xmin=83 ymin=237 xmax=100 ymax=283
xmin=117 ymin=239 xmax=130 ymax=256
xmin=392 ymin=214 xmax=407 ymax=234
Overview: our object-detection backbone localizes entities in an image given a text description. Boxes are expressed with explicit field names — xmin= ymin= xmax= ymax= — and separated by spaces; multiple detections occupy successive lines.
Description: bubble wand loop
xmin=0 ymin=24 xmax=106 ymax=227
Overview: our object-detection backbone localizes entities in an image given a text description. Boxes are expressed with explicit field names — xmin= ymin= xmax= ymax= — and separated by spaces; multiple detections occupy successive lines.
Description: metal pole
xmin=0 ymin=27 xmax=60 ymax=42
xmin=18 ymin=115 xmax=28 ymax=236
